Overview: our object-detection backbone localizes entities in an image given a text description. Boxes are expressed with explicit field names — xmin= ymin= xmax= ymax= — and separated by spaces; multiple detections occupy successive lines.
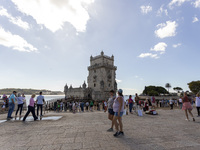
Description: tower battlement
xmin=64 ymin=51 xmax=117 ymax=100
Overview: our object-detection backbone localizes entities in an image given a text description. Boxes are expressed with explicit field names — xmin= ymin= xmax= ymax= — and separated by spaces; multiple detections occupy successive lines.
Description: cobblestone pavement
xmin=0 ymin=109 xmax=200 ymax=150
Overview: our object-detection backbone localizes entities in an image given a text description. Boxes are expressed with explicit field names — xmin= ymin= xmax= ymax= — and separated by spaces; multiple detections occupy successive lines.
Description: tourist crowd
xmin=1 ymin=90 xmax=200 ymax=138
xmin=1 ymin=91 xmax=46 ymax=121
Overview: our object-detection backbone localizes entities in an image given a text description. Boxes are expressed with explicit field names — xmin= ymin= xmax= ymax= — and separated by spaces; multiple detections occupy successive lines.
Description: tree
xmin=148 ymin=90 xmax=159 ymax=96
xmin=165 ymin=83 xmax=171 ymax=93
xmin=143 ymin=86 xmax=168 ymax=96
xmin=173 ymin=87 xmax=183 ymax=93
xmin=188 ymin=81 xmax=200 ymax=94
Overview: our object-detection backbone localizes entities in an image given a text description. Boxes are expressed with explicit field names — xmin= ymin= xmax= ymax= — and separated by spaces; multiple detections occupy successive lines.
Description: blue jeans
xmin=129 ymin=103 xmax=133 ymax=113
xmin=114 ymin=112 xmax=123 ymax=117
xmin=7 ymin=103 xmax=15 ymax=118
xmin=179 ymin=103 xmax=182 ymax=109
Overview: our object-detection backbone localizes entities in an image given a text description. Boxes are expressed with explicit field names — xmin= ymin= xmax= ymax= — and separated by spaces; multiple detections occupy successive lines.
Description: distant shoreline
xmin=0 ymin=88 xmax=64 ymax=95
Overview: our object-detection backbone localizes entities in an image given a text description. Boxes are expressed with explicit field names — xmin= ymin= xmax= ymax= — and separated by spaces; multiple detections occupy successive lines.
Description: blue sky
xmin=0 ymin=0 xmax=199 ymax=95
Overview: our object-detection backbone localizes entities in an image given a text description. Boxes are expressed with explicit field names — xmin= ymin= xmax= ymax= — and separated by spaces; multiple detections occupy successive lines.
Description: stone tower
xmin=87 ymin=51 xmax=117 ymax=100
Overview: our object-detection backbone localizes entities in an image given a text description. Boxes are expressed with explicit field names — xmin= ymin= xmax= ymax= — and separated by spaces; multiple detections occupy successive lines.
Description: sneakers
xmin=107 ymin=128 xmax=113 ymax=132
xmin=113 ymin=131 xmax=124 ymax=137
xmin=119 ymin=131 xmax=124 ymax=136
xmin=113 ymin=131 xmax=119 ymax=137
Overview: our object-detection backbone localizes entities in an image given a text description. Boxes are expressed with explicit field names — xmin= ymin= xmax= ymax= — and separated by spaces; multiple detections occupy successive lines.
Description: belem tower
xmin=64 ymin=51 xmax=117 ymax=101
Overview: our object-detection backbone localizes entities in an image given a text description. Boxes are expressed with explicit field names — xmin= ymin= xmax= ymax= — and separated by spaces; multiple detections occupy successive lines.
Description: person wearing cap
xmin=7 ymin=91 xmax=17 ymax=120
xmin=113 ymin=89 xmax=124 ymax=137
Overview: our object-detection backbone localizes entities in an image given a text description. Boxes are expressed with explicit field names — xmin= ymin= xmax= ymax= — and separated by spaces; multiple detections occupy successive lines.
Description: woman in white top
xmin=15 ymin=93 xmax=24 ymax=120
xmin=195 ymin=94 xmax=200 ymax=117
xmin=169 ymin=98 xmax=174 ymax=110
xmin=179 ymin=97 xmax=183 ymax=109
xmin=78 ymin=102 xmax=81 ymax=113
xmin=113 ymin=89 xmax=124 ymax=137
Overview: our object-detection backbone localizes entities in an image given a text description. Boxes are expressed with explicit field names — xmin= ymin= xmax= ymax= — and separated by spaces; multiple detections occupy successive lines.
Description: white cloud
xmin=151 ymin=42 xmax=167 ymax=53
xmin=140 ymin=5 xmax=152 ymax=14
xmin=134 ymin=75 xmax=139 ymax=78
xmin=173 ymin=43 xmax=181 ymax=48
xmin=11 ymin=0 xmax=94 ymax=32
xmin=116 ymin=79 xmax=122 ymax=83
xmin=155 ymin=21 xmax=178 ymax=39
xmin=157 ymin=5 xmax=168 ymax=16
xmin=0 ymin=6 xmax=30 ymax=30
xmin=192 ymin=0 xmax=200 ymax=8
xmin=169 ymin=0 xmax=190 ymax=8
xmin=192 ymin=16 xmax=199 ymax=23
xmin=0 ymin=26 xmax=37 ymax=52
xmin=138 ymin=53 xmax=159 ymax=59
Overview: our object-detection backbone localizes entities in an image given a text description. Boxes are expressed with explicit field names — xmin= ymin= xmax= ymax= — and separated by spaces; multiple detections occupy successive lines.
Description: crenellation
xmin=64 ymin=51 xmax=117 ymax=100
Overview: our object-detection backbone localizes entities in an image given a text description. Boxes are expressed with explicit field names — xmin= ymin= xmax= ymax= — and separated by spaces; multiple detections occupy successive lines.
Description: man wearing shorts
xmin=107 ymin=90 xmax=115 ymax=132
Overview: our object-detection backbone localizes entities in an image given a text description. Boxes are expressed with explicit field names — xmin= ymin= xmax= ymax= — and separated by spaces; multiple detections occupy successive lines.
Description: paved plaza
xmin=0 ymin=109 xmax=200 ymax=150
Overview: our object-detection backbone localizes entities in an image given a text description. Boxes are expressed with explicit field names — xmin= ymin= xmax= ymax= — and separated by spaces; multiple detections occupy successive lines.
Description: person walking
xmin=128 ymin=95 xmax=134 ymax=114
xmin=151 ymin=96 xmax=156 ymax=109
xmin=36 ymin=92 xmax=45 ymax=117
xmin=90 ymin=101 xmax=93 ymax=111
xmin=147 ymin=98 xmax=152 ymax=110
xmin=104 ymin=101 xmax=108 ymax=112
xmin=86 ymin=101 xmax=89 ymax=111
xmin=135 ymin=93 xmax=140 ymax=111
xmin=15 ymin=93 xmax=24 ymax=120
xmin=107 ymin=90 xmax=115 ymax=132
xmin=113 ymin=89 xmax=124 ymax=137
xmin=7 ymin=91 xmax=17 ymax=120
xmin=23 ymin=94 xmax=38 ymax=121
xmin=54 ymin=101 xmax=57 ymax=112
xmin=179 ymin=97 xmax=183 ymax=109
xmin=60 ymin=101 xmax=63 ymax=112
xmin=182 ymin=92 xmax=195 ymax=121
xmin=169 ymin=98 xmax=174 ymax=110
xmin=195 ymin=94 xmax=200 ymax=117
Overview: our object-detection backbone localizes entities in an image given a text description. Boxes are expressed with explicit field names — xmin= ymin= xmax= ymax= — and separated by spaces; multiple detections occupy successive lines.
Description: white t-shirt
xmin=195 ymin=97 xmax=200 ymax=107
xmin=37 ymin=95 xmax=44 ymax=104
xmin=104 ymin=101 xmax=107 ymax=107
xmin=126 ymin=100 xmax=128 ymax=105
xmin=179 ymin=98 xmax=182 ymax=103
xmin=169 ymin=99 xmax=174 ymax=105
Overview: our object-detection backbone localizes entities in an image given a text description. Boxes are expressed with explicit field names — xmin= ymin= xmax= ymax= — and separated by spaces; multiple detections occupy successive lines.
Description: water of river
xmin=0 ymin=95 xmax=65 ymax=105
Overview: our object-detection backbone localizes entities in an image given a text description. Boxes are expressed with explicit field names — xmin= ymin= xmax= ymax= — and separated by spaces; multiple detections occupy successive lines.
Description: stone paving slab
xmin=0 ymin=109 xmax=200 ymax=150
